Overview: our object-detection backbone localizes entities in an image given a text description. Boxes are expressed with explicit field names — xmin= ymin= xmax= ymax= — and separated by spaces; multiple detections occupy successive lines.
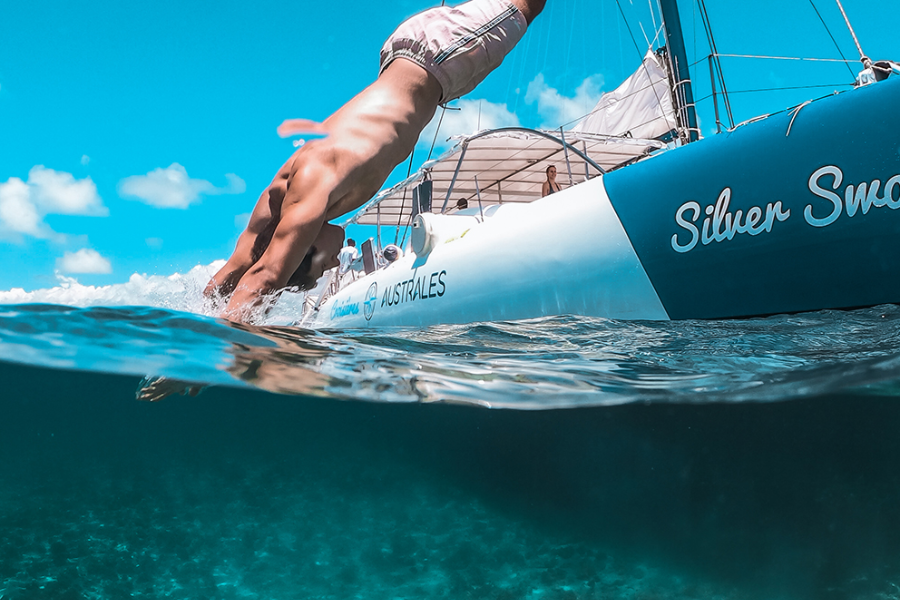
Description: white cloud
xmin=0 ymin=166 xmax=106 ymax=241
xmin=0 ymin=260 xmax=310 ymax=325
xmin=28 ymin=165 xmax=107 ymax=215
xmin=146 ymin=237 xmax=164 ymax=250
xmin=0 ymin=178 xmax=45 ymax=237
xmin=57 ymin=248 xmax=112 ymax=274
xmin=525 ymin=73 xmax=606 ymax=129
xmin=118 ymin=164 xmax=246 ymax=209
xmin=81 ymin=155 xmax=90 ymax=166
xmin=418 ymin=98 xmax=520 ymax=151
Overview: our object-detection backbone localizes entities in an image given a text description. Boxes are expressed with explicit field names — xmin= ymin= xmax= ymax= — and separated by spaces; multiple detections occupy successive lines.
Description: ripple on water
xmin=1 ymin=303 xmax=900 ymax=407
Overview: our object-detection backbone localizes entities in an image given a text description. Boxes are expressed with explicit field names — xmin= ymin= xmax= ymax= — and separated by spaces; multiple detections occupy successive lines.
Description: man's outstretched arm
xmin=212 ymin=0 xmax=547 ymax=322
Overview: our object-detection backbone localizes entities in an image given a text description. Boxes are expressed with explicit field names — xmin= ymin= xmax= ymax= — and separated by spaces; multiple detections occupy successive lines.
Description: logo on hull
xmin=364 ymin=283 xmax=378 ymax=321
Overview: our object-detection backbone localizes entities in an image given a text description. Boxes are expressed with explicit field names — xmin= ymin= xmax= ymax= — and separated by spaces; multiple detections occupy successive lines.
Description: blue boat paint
xmin=604 ymin=76 xmax=900 ymax=319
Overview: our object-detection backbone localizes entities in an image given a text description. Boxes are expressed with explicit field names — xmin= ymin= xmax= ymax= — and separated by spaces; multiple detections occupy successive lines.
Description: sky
xmin=0 ymin=0 xmax=895 ymax=293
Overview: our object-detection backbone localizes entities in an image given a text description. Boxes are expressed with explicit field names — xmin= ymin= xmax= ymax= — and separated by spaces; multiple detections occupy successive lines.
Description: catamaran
xmin=302 ymin=0 xmax=899 ymax=327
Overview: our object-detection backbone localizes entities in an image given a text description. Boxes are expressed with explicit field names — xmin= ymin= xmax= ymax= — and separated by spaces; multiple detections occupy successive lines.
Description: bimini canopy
xmin=348 ymin=127 xmax=665 ymax=226
xmin=348 ymin=50 xmax=676 ymax=227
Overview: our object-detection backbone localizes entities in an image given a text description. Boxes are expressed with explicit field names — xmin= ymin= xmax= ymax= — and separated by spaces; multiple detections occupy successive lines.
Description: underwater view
xmin=3 ymin=0 xmax=898 ymax=596
xmin=1 ymin=274 xmax=900 ymax=600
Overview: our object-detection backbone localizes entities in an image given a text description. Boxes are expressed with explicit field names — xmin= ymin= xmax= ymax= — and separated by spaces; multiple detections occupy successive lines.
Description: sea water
xmin=1 ymin=269 xmax=899 ymax=599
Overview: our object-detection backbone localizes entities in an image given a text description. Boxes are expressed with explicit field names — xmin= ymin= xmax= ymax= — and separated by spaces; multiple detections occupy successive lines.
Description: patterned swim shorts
xmin=380 ymin=0 xmax=528 ymax=103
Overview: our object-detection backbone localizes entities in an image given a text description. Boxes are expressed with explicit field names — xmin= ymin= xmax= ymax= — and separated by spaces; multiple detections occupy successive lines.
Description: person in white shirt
xmin=338 ymin=239 xmax=360 ymax=272
xmin=337 ymin=239 xmax=360 ymax=280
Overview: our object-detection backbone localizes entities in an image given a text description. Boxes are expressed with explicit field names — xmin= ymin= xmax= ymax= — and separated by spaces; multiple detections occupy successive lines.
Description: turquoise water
xmin=2 ymin=302 xmax=900 ymax=599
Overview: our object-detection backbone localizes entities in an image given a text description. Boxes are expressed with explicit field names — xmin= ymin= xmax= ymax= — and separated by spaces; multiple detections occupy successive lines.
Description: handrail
xmin=440 ymin=142 xmax=469 ymax=213
xmin=459 ymin=127 xmax=608 ymax=174
xmin=346 ymin=126 xmax=613 ymax=225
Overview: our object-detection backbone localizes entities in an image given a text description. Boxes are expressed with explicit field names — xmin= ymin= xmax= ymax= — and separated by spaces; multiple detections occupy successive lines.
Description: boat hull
xmin=312 ymin=77 xmax=900 ymax=327
xmin=606 ymin=75 xmax=900 ymax=319
xmin=312 ymin=176 xmax=669 ymax=327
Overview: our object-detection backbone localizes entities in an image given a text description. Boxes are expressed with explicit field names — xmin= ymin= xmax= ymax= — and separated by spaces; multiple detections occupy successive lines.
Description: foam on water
xmin=2 ymin=262 xmax=900 ymax=408
xmin=0 ymin=261 xmax=309 ymax=325
xmin=0 ymin=262 xmax=225 ymax=313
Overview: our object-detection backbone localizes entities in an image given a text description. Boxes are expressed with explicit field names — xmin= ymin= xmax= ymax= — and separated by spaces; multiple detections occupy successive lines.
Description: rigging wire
xmin=508 ymin=6 xmax=533 ymax=118
xmin=397 ymin=101 xmax=456 ymax=245
xmin=708 ymin=53 xmax=858 ymax=64
xmin=393 ymin=145 xmax=417 ymax=245
xmin=427 ymin=107 xmax=447 ymax=161
xmin=647 ymin=0 xmax=659 ymax=38
xmin=807 ymin=0 xmax=858 ymax=79
xmin=391 ymin=0 xmax=446 ymax=247
xmin=580 ymin=0 xmax=587 ymax=95
xmin=554 ymin=77 xmax=669 ymax=130
xmin=612 ymin=0 xmax=671 ymax=136
xmin=564 ymin=0 xmax=575 ymax=96
xmin=693 ymin=82 xmax=853 ymax=104
xmin=539 ymin=0 xmax=554 ymax=83
xmin=696 ymin=0 xmax=733 ymax=128
xmin=691 ymin=0 xmax=697 ymax=102
xmin=614 ymin=0 xmax=647 ymax=62
xmin=389 ymin=0 xmax=447 ymax=246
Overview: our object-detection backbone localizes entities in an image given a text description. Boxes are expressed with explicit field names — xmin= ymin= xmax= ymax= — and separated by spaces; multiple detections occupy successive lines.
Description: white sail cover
xmin=571 ymin=50 xmax=676 ymax=140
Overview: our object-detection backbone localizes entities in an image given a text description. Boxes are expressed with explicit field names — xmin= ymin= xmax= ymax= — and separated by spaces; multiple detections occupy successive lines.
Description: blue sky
xmin=0 ymin=0 xmax=894 ymax=292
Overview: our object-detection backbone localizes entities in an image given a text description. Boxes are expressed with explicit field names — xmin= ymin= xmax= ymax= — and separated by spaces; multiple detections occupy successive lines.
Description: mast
xmin=658 ymin=0 xmax=699 ymax=143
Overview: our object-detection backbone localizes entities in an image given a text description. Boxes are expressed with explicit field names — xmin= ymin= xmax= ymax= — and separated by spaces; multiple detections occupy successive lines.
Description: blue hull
xmin=605 ymin=76 xmax=900 ymax=319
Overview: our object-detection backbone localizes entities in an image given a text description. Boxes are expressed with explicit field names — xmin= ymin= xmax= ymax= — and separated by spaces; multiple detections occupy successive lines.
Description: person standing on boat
xmin=337 ymin=239 xmax=360 ymax=275
xmin=541 ymin=165 xmax=562 ymax=197
xmin=337 ymin=238 xmax=361 ymax=285
xmin=204 ymin=0 xmax=546 ymax=323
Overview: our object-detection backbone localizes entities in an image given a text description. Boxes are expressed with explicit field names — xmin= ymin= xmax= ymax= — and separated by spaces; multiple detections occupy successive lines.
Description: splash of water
xmin=0 ymin=262 xmax=224 ymax=312
xmin=0 ymin=261 xmax=310 ymax=325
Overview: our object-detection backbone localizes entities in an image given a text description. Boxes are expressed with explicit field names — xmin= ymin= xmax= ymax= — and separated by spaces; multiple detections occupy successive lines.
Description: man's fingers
xmin=277 ymin=118 xmax=328 ymax=138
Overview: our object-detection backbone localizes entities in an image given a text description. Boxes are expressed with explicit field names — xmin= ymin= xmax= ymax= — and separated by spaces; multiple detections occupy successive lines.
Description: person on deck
xmin=337 ymin=239 xmax=360 ymax=275
xmin=335 ymin=237 xmax=361 ymax=286
xmin=204 ymin=0 xmax=546 ymax=323
xmin=541 ymin=164 xmax=562 ymax=197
